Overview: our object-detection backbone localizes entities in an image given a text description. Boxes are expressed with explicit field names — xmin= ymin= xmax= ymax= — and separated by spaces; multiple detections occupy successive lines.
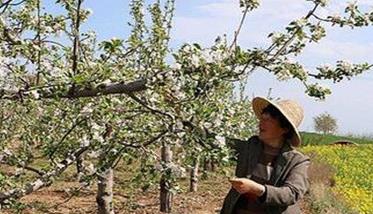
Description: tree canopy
xmin=0 ymin=0 xmax=372 ymax=212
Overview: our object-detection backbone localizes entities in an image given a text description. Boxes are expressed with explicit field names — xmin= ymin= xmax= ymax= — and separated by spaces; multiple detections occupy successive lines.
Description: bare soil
xmin=1 ymin=168 xmax=311 ymax=214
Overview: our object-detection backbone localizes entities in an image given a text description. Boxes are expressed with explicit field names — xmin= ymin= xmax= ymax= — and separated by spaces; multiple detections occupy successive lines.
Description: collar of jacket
xmin=247 ymin=136 xmax=294 ymax=185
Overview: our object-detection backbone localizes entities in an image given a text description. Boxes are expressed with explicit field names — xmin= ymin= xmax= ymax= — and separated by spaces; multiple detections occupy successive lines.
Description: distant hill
xmin=300 ymin=132 xmax=373 ymax=146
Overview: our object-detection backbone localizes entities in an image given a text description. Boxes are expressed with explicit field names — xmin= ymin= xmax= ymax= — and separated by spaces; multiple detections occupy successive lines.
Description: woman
xmin=220 ymin=97 xmax=310 ymax=214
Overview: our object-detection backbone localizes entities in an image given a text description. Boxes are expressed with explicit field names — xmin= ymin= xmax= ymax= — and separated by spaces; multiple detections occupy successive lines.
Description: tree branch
xmin=270 ymin=3 xmax=320 ymax=60
xmin=0 ymin=145 xmax=89 ymax=204
xmin=0 ymin=17 xmax=21 ymax=45
xmin=223 ymin=2 xmax=321 ymax=82
xmin=22 ymin=165 xmax=45 ymax=176
xmin=48 ymin=118 xmax=87 ymax=161
xmin=116 ymin=129 xmax=168 ymax=149
xmin=0 ymin=79 xmax=147 ymax=100
xmin=230 ymin=6 xmax=250 ymax=50
xmin=71 ymin=0 xmax=82 ymax=76
xmin=311 ymin=13 xmax=332 ymax=22
xmin=126 ymin=92 xmax=174 ymax=120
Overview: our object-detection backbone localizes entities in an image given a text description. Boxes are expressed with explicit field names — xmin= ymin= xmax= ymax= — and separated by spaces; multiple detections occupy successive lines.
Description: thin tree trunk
xmin=202 ymin=157 xmax=210 ymax=180
xmin=189 ymin=155 xmax=200 ymax=192
xmin=160 ymin=144 xmax=172 ymax=213
xmin=76 ymin=156 xmax=83 ymax=181
xmin=96 ymin=168 xmax=114 ymax=214
xmin=203 ymin=158 xmax=210 ymax=171
xmin=211 ymin=159 xmax=216 ymax=172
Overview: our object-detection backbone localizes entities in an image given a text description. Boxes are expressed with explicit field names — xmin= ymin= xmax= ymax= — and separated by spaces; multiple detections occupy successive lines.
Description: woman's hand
xmin=229 ymin=177 xmax=265 ymax=197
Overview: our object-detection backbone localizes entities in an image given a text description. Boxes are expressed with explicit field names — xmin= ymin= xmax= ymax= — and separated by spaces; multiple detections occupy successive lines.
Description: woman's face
xmin=258 ymin=112 xmax=288 ymax=144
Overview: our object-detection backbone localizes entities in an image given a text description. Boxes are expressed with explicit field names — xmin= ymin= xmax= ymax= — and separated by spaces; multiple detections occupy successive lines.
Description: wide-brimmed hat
xmin=252 ymin=97 xmax=304 ymax=147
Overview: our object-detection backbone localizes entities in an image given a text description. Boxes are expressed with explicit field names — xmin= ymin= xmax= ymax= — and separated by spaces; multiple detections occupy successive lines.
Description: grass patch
xmin=300 ymin=132 xmax=373 ymax=146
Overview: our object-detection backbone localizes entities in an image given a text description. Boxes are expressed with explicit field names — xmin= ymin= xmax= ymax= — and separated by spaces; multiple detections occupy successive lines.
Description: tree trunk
xmin=202 ymin=157 xmax=210 ymax=180
xmin=203 ymin=158 xmax=210 ymax=171
xmin=76 ymin=156 xmax=83 ymax=181
xmin=211 ymin=159 xmax=216 ymax=172
xmin=96 ymin=168 xmax=114 ymax=214
xmin=160 ymin=144 xmax=172 ymax=213
xmin=189 ymin=155 xmax=200 ymax=192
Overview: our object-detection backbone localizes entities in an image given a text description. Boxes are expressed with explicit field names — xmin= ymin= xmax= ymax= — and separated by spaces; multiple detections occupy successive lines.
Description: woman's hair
xmin=261 ymin=104 xmax=294 ymax=140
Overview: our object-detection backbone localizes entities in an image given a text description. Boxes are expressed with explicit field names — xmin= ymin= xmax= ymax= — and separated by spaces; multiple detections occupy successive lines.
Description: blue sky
xmin=63 ymin=0 xmax=373 ymax=136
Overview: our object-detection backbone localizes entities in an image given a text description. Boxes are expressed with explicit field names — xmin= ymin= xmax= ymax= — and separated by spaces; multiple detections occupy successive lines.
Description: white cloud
xmin=171 ymin=16 xmax=237 ymax=45
xmin=197 ymin=0 xmax=240 ymax=18
xmin=170 ymin=0 xmax=373 ymax=135
xmin=301 ymin=39 xmax=373 ymax=63
xmin=171 ymin=0 xmax=312 ymax=46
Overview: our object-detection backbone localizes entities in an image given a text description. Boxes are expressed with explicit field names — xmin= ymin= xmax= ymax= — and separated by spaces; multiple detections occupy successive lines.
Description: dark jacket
xmin=220 ymin=136 xmax=310 ymax=214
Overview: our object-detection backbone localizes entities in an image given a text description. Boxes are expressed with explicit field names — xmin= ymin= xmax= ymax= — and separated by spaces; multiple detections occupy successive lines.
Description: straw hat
xmin=252 ymin=97 xmax=304 ymax=147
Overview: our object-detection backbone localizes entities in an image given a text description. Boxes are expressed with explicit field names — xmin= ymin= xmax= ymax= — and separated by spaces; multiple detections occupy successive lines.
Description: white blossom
xmin=45 ymin=26 xmax=53 ymax=33
xmin=170 ymin=63 xmax=182 ymax=70
xmin=56 ymin=163 xmax=65 ymax=169
xmin=316 ymin=0 xmax=329 ymax=6
xmin=195 ymin=146 xmax=203 ymax=153
xmin=191 ymin=54 xmax=200 ymax=67
xmin=201 ymin=50 xmax=214 ymax=63
xmin=340 ymin=60 xmax=353 ymax=72
xmin=149 ymin=95 xmax=159 ymax=103
xmin=101 ymin=79 xmax=112 ymax=85
xmin=171 ymin=83 xmax=186 ymax=100
xmin=215 ymin=135 xmax=226 ymax=147
xmin=80 ymin=135 xmax=90 ymax=147
xmin=14 ymin=168 xmax=23 ymax=176
xmin=92 ymin=123 xmax=105 ymax=143
xmin=30 ymin=90 xmax=40 ymax=99
xmin=87 ymin=150 xmax=100 ymax=158
xmin=86 ymin=31 xmax=96 ymax=38
xmin=3 ymin=148 xmax=12 ymax=156
xmin=93 ymin=132 xmax=104 ymax=143
xmin=227 ymin=108 xmax=236 ymax=116
xmin=175 ymin=120 xmax=184 ymax=130
xmin=276 ymin=69 xmax=291 ymax=81
xmin=347 ymin=1 xmax=357 ymax=10
xmin=80 ymin=103 xmax=94 ymax=116
xmin=212 ymin=49 xmax=227 ymax=62
xmin=176 ymin=131 xmax=186 ymax=138
xmin=330 ymin=14 xmax=342 ymax=22
xmin=213 ymin=117 xmax=223 ymax=127
xmin=295 ymin=18 xmax=307 ymax=27
xmin=111 ymin=97 xmax=121 ymax=104
xmin=183 ymin=45 xmax=191 ymax=52
xmin=0 ymin=56 xmax=11 ymax=66
xmin=91 ymin=122 xmax=103 ymax=131
xmin=86 ymin=163 xmax=96 ymax=174
xmin=203 ymin=122 xmax=213 ymax=129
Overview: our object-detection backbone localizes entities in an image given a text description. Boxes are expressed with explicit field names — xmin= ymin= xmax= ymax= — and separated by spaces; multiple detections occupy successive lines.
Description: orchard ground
xmin=2 ymin=132 xmax=370 ymax=214
xmin=0 ymin=164 xmax=310 ymax=214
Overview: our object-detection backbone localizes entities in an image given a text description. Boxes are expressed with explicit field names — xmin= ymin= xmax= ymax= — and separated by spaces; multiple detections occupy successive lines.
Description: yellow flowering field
xmin=302 ymin=144 xmax=373 ymax=214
